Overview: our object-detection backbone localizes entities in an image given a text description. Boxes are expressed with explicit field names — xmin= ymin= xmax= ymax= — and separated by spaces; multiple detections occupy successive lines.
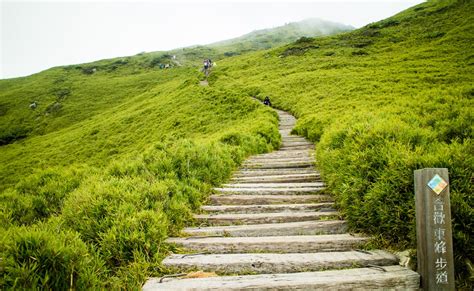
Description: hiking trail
xmin=143 ymin=106 xmax=420 ymax=290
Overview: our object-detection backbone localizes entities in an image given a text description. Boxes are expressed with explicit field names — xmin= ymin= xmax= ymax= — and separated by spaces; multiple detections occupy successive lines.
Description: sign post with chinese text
xmin=414 ymin=168 xmax=455 ymax=290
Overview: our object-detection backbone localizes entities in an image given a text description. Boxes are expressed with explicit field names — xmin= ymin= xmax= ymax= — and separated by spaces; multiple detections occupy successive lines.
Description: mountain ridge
xmin=0 ymin=17 xmax=352 ymax=80
xmin=0 ymin=0 xmax=472 ymax=289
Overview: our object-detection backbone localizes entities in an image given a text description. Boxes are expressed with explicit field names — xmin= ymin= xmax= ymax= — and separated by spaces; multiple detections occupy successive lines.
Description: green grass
xmin=209 ymin=0 xmax=473 ymax=287
xmin=208 ymin=18 xmax=352 ymax=57
xmin=1 ymin=17 xmax=331 ymax=288
xmin=1 ymin=0 xmax=473 ymax=288
xmin=0 ymin=63 xmax=280 ymax=288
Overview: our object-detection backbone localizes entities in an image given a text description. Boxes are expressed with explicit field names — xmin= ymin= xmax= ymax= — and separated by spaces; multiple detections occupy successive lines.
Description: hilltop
xmin=208 ymin=18 xmax=353 ymax=56
xmin=149 ymin=18 xmax=352 ymax=67
xmin=0 ymin=16 xmax=348 ymax=289
xmin=1 ymin=0 xmax=473 ymax=289
xmin=0 ymin=17 xmax=350 ymax=190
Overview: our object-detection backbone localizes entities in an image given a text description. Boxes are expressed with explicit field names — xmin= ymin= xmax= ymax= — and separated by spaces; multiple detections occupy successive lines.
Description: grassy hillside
xmin=209 ymin=18 xmax=353 ymax=56
xmin=0 ymin=13 xmax=350 ymax=290
xmin=0 ymin=57 xmax=280 ymax=288
xmin=1 ymin=0 xmax=473 ymax=288
xmin=209 ymin=0 xmax=473 ymax=286
xmin=128 ymin=18 xmax=352 ymax=69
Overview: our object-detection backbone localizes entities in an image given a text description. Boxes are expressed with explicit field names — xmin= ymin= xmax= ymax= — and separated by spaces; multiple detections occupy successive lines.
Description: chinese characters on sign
xmin=433 ymin=197 xmax=448 ymax=285
xmin=415 ymin=168 xmax=454 ymax=290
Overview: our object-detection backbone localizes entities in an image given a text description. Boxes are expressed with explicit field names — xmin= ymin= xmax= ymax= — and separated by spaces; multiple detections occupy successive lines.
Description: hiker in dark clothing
xmin=263 ymin=96 xmax=272 ymax=106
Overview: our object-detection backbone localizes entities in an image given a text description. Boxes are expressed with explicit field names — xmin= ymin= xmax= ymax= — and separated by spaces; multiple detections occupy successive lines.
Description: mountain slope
xmin=209 ymin=0 xmax=473 ymax=286
xmin=0 ymin=16 xmax=351 ymax=289
xmin=1 ymin=0 xmax=472 ymax=289
xmin=0 ymin=64 xmax=281 ymax=289
xmin=209 ymin=18 xmax=353 ymax=55
xmin=0 ymin=17 xmax=351 ymax=191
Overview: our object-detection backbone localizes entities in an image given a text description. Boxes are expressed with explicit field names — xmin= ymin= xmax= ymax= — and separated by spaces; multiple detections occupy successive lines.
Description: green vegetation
xmin=133 ymin=18 xmax=352 ymax=68
xmin=1 ymin=0 xmax=473 ymax=288
xmin=209 ymin=18 xmax=352 ymax=57
xmin=0 ymin=61 xmax=280 ymax=288
xmin=209 ymin=0 xmax=473 ymax=287
xmin=2 ymin=16 xmax=335 ymax=288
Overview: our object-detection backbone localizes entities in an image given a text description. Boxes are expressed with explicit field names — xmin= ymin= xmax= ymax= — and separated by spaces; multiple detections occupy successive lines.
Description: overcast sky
xmin=1 ymin=0 xmax=424 ymax=79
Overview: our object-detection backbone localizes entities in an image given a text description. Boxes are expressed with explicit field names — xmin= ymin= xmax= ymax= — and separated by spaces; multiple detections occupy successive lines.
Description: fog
xmin=1 ymin=1 xmax=424 ymax=79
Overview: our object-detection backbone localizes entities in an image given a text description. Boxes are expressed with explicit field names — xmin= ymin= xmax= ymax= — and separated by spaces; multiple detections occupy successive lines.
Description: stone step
xmin=279 ymin=145 xmax=314 ymax=151
xmin=281 ymin=139 xmax=308 ymax=143
xmin=254 ymin=149 xmax=312 ymax=155
xmin=231 ymin=173 xmax=320 ymax=183
xmin=281 ymin=137 xmax=306 ymax=141
xmin=233 ymin=168 xmax=317 ymax=177
xmin=201 ymin=202 xmax=334 ymax=214
xmin=221 ymin=182 xmax=324 ymax=188
xmin=248 ymin=153 xmax=313 ymax=160
xmin=280 ymin=143 xmax=313 ymax=148
xmin=233 ymin=168 xmax=319 ymax=178
xmin=209 ymin=194 xmax=333 ymax=205
xmin=214 ymin=187 xmax=324 ymax=195
xmin=243 ymin=161 xmax=314 ymax=169
xmin=143 ymin=266 xmax=420 ymax=290
xmin=281 ymin=142 xmax=313 ymax=147
xmin=194 ymin=211 xmax=339 ymax=225
xmin=245 ymin=157 xmax=314 ymax=163
xmin=162 ymin=250 xmax=399 ymax=275
xmin=167 ymin=234 xmax=368 ymax=254
xmin=183 ymin=220 xmax=348 ymax=237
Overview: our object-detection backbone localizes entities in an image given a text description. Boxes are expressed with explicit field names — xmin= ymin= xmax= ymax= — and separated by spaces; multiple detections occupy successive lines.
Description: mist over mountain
xmin=1 ymin=1 xmax=472 ymax=289
xmin=208 ymin=18 xmax=353 ymax=54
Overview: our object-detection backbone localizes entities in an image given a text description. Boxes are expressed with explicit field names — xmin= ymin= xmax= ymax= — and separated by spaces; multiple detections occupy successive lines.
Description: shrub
xmin=1 ymin=225 xmax=105 ymax=290
xmin=0 ymin=127 xmax=30 ymax=146
xmin=0 ymin=166 xmax=88 ymax=227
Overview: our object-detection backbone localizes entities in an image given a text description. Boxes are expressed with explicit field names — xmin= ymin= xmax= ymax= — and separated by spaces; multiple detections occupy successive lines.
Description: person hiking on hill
xmin=263 ymin=96 xmax=272 ymax=106
xmin=203 ymin=59 xmax=209 ymax=71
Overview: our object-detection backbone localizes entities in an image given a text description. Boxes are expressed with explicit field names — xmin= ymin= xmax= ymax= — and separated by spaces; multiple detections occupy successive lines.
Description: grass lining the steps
xmin=0 ymin=67 xmax=281 ymax=289
xmin=209 ymin=0 xmax=473 ymax=287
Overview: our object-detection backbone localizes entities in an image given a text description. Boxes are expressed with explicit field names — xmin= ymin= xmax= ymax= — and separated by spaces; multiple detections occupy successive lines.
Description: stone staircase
xmin=143 ymin=109 xmax=420 ymax=290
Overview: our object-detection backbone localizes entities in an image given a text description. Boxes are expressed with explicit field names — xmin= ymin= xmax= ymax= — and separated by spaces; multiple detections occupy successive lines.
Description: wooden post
xmin=414 ymin=168 xmax=455 ymax=290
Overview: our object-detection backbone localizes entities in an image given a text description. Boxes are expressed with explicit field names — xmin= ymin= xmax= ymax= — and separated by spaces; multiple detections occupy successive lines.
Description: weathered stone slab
xmin=279 ymin=145 xmax=314 ymax=151
xmin=222 ymin=182 xmax=324 ymax=188
xmin=249 ymin=154 xmax=314 ymax=161
xmin=244 ymin=157 xmax=314 ymax=164
xmin=234 ymin=169 xmax=317 ymax=177
xmin=183 ymin=220 xmax=348 ymax=237
xmin=231 ymin=173 xmax=320 ymax=183
xmin=243 ymin=161 xmax=314 ymax=169
xmin=195 ymin=211 xmax=338 ymax=225
xmin=281 ymin=142 xmax=314 ymax=147
xmin=214 ymin=187 xmax=325 ymax=195
xmin=201 ymin=202 xmax=334 ymax=214
xmin=167 ymin=234 xmax=368 ymax=254
xmin=209 ymin=194 xmax=333 ymax=205
xmin=162 ymin=250 xmax=399 ymax=275
xmin=252 ymin=149 xmax=313 ymax=157
xmin=143 ymin=266 xmax=420 ymax=290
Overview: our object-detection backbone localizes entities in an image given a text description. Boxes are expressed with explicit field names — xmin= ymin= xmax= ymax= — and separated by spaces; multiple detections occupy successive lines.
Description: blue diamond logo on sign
xmin=427 ymin=174 xmax=448 ymax=195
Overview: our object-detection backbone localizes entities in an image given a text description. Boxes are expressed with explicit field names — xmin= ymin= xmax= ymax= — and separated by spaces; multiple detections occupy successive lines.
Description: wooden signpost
xmin=414 ymin=168 xmax=455 ymax=290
